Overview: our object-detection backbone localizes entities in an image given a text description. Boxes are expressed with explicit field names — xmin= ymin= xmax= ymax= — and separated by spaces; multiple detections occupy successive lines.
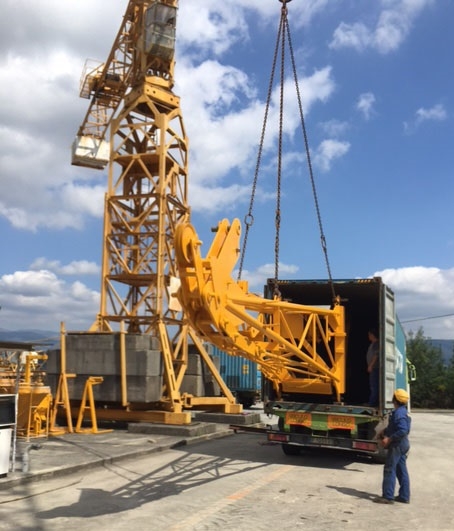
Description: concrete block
xmin=45 ymin=333 xmax=163 ymax=404
xmin=180 ymin=374 xmax=204 ymax=396
xmin=186 ymin=352 xmax=203 ymax=376
xmin=44 ymin=350 xmax=60 ymax=373
xmin=64 ymin=374 xmax=163 ymax=403
xmin=204 ymin=380 xmax=220 ymax=397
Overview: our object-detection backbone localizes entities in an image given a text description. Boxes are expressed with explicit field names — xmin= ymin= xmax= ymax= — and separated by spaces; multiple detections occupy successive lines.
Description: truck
xmin=174 ymin=219 xmax=415 ymax=461
xmin=258 ymin=277 xmax=414 ymax=459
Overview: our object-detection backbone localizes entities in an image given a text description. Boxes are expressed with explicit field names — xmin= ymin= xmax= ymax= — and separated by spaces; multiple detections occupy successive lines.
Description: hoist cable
xmin=237 ymin=10 xmax=283 ymax=281
xmin=285 ymin=14 xmax=337 ymax=301
xmin=274 ymin=3 xmax=286 ymax=289
xmin=239 ymin=0 xmax=337 ymax=303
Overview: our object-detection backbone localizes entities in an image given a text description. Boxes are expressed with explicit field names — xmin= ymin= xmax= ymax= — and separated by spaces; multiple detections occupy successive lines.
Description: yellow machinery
xmin=171 ymin=0 xmax=348 ymax=404
xmin=174 ymin=219 xmax=346 ymax=402
xmin=0 ymin=351 xmax=52 ymax=439
xmin=72 ymin=0 xmax=239 ymax=421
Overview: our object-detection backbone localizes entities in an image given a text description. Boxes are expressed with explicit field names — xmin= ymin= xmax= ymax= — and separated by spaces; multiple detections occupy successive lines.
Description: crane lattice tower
xmin=72 ymin=1 xmax=202 ymax=413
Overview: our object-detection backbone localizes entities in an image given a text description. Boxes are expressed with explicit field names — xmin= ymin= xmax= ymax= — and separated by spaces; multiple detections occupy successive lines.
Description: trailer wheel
xmin=282 ymin=443 xmax=301 ymax=456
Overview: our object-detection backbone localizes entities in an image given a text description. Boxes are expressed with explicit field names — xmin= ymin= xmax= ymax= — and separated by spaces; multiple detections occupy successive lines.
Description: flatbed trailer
xmin=231 ymin=402 xmax=385 ymax=459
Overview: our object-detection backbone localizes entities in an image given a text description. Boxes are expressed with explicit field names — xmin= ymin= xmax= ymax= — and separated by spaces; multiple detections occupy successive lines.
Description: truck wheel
xmin=372 ymin=447 xmax=387 ymax=464
xmin=282 ymin=443 xmax=301 ymax=456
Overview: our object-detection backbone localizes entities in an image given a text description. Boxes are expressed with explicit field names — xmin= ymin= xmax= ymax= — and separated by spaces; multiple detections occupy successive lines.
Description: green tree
xmin=445 ymin=348 xmax=454 ymax=408
xmin=406 ymin=327 xmax=448 ymax=408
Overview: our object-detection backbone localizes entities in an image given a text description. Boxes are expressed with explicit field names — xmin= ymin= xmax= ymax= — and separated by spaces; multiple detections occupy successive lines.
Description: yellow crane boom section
xmin=174 ymin=219 xmax=347 ymax=402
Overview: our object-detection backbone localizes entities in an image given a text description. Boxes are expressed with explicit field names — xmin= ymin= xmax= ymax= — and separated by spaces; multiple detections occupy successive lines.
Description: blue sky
xmin=0 ymin=0 xmax=453 ymax=339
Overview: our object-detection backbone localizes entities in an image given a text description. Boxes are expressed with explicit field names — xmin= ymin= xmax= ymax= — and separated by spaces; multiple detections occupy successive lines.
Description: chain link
xmin=237 ymin=6 xmax=283 ymax=281
xmin=239 ymin=0 xmax=336 ymax=302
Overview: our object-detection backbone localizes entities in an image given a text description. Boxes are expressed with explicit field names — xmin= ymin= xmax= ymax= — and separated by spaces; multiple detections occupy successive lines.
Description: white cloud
xmin=314 ymin=139 xmax=350 ymax=172
xmin=415 ymin=104 xmax=447 ymax=124
xmin=356 ymin=92 xmax=376 ymax=120
xmin=30 ymin=258 xmax=99 ymax=276
xmin=319 ymin=119 xmax=350 ymax=137
xmin=0 ymin=0 xmax=338 ymax=232
xmin=375 ymin=266 xmax=454 ymax=339
xmin=178 ymin=2 xmax=248 ymax=56
xmin=0 ymin=47 xmax=106 ymax=231
xmin=167 ymin=0 xmax=334 ymax=61
xmin=404 ymin=103 xmax=447 ymax=133
xmin=179 ymin=61 xmax=335 ymax=207
xmin=237 ymin=262 xmax=300 ymax=293
xmin=330 ymin=22 xmax=372 ymax=52
xmin=0 ymin=270 xmax=61 ymax=297
xmin=0 ymin=269 xmax=99 ymax=331
xmin=329 ymin=0 xmax=434 ymax=54
xmin=189 ymin=183 xmax=254 ymax=214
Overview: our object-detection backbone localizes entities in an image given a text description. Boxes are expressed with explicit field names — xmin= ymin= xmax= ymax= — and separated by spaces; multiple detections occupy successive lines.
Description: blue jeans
xmin=369 ymin=367 xmax=379 ymax=406
xmin=382 ymin=438 xmax=410 ymax=501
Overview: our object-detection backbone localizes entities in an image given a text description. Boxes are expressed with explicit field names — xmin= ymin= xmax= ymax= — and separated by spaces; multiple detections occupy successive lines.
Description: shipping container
xmin=207 ymin=345 xmax=260 ymax=408
xmin=235 ymin=277 xmax=415 ymax=461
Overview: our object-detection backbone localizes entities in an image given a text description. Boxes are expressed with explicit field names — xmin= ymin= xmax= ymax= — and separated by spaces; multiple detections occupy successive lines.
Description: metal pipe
xmin=21 ymin=443 xmax=42 ymax=473
xmin=120 ymin=321 xmax=128 ymax=407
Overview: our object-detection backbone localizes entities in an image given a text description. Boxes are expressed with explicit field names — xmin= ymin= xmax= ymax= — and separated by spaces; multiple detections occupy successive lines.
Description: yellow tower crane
xmin=72 ymin=0 xmax=240 ymax=421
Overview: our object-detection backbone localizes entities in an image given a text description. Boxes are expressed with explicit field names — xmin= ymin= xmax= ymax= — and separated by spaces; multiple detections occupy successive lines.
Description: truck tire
xmin=372 ymin=447 xmax=388 ymax=464
xmin=282 ymin=443 xmax=301 ymax=456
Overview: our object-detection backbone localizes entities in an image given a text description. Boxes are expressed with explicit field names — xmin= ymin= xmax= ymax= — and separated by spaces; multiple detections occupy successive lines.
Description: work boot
xmin=373 ymin=496 xmax=394 ymax=504
xmin=394 ymin=496 xmax=410 ymax=504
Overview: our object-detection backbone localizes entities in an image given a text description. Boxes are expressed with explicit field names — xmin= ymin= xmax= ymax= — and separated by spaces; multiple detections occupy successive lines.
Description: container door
xmin=394 ymin=319 xmax=408 ymax=391
xmin=381 ymin=284 xmax=396 ymax=409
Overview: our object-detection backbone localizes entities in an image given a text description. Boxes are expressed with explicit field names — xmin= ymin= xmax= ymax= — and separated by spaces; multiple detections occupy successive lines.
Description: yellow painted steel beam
xmin=174 ymin=219 xmax=347 ymax=402
xmin=75 ymin=377 xmax=113 ymax=434
xmin=70 ymin=407 xmax=192 ymax=425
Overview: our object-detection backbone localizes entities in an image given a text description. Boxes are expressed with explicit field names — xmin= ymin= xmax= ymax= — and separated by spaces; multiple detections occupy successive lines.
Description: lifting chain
xmin=238 ymin=0 xmax=337 ymax=303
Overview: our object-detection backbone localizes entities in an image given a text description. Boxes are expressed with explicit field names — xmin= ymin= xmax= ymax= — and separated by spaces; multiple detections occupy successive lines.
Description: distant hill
xmin=0 ymin=329 xmax=59 ymax=349
xmin=426 ymin=339 xmax=454 ymax=365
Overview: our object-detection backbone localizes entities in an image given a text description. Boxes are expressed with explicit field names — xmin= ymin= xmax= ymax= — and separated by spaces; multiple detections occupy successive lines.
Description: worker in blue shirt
xmin=373 ymin=388 xmax=411 ymax=504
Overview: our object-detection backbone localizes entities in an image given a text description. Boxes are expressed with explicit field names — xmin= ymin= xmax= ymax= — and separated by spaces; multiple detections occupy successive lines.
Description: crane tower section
xmin=73 ymin=0 xmax=188 ymax=336
xmin=70 ymin=0 xmax=239 ymax=418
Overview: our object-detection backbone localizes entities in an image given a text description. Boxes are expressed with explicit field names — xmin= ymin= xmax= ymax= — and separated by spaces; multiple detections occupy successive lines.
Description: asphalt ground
xmin=1 ymin=407 xmax=445 ymax=491
xmin=0 ymin=423 xmax=234 ymax=490
xmin=1 ymin=410 xmax=453 ymax=530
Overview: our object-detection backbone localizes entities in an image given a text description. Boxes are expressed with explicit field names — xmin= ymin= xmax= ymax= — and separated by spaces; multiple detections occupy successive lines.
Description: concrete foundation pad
xmin=127 ymin=421 xmax=222 ymax=437
xmin=191 ymin=411 xmax=261 ymax=425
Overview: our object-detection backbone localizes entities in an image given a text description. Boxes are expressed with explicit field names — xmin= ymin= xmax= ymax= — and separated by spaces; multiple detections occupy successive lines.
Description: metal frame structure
xmin=175 ymin=219 xmax=347 ymax=402
xmin=72 ymin=1 xmax=239 ymax=419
